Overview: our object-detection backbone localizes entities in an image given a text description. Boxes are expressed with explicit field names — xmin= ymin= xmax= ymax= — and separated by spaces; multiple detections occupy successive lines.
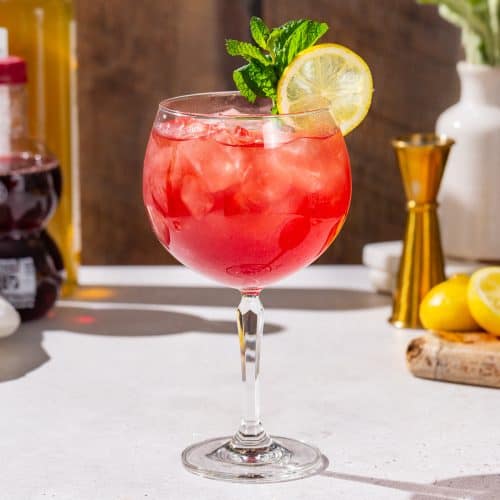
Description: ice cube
xmin=239 ymin=153 xmax=294 ymax=212
xmin=212 ymin=124 xmax=263 ymax=146
xmin=262 ymin=119 xmax=296 ymax=149
xmin=177 ymin=137 xmax=244 ymax=192
xmin=180 ymin=174 xmax=214 ymax=219
xmin=155 ymin=116 xmax=213 ymax=141
xmin=277 ymin=137 xmax=348 ymax=196
xmin=274 ymin=140 xmax=324 ymax=193
xmin=213 ymin=118 xmax=296 ymax=148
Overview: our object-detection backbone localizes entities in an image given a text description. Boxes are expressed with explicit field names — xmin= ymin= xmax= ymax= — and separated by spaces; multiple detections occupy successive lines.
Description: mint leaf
xmin=225 ymin=39 xmax=271 ymax=66
xmin=233 ymin=62 xmax=277 ymax=101
xmin=250 ymin=16 xmax=270 ymax=50
xmin=245 ymin=62 xmax=278 ymax=99
xmin=268 ymin=19 xmax=328 ymax=72
xmin=267 ymin=19 xmax=305 ymax=63
xmin=280 ymin=21 xmax=329 ymax=70
xmin=233 ymin=66 xmax=257 ymax=103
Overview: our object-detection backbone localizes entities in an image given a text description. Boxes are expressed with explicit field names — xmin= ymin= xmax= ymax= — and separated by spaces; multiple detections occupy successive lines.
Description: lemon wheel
xmin=277 ymin=43 xmax=373 ymax=135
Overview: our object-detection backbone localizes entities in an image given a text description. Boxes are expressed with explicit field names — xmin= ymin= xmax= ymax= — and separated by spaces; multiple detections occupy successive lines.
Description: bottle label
xmin=0 ymin=257 xmax=36 ymax=309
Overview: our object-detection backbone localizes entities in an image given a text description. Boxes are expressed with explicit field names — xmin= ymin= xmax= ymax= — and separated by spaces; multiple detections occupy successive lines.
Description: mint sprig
xmin=226 ymin=17 xmax=329 ymax=112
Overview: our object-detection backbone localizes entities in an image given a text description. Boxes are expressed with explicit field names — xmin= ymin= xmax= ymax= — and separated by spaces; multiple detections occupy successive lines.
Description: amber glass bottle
xmin=0 ymin=0 xmax=80 ymax=290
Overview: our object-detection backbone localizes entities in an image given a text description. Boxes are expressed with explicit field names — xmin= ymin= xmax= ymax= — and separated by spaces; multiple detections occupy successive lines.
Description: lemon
xmin=276 ymin=43 xmax=373 ymax=135
xmin=419 ymin=275 xmax=480 ymax=332
xmin=467 ymin=267 xmax=500 ymax=335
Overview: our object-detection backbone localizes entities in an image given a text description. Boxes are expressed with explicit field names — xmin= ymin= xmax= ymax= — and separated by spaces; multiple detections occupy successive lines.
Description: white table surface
xmin=0 ymin=265 xmax=499 ymax=500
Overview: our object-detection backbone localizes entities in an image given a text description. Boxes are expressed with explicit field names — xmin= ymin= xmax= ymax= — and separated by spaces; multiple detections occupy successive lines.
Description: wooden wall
xmin=76 ymin=0 xmax=461 ymax=265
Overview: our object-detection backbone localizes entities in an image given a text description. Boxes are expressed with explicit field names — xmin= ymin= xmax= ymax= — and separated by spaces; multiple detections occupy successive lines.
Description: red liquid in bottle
xmin=0 ymin=152 xmax=63 ymax=320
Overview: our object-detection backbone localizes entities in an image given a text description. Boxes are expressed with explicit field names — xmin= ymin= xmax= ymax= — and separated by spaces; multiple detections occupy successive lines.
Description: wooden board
xmin=407 ymin=333 xmax=500 ymax=388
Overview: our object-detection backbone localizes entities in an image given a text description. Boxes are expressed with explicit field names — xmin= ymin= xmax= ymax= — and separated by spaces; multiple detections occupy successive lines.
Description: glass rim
xmin=158 ymin=91 xmax=332 ymax=120
xmin=0 ymin=137 xmax=59 ymax=171
xmin=392 ymin=133 xmax=455 ymax=149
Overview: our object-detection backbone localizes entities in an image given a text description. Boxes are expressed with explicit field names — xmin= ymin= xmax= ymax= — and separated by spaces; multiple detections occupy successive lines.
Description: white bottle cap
xmin=0 ymin=28 xmax=8 ymax=58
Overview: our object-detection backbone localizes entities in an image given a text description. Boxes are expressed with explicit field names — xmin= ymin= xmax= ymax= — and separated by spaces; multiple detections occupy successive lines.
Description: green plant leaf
xmin=487 ymin=0 xmax=500 ymax=62
xmin=250 ymin=16 xmax=270 ymax=50
xmin=225 ymin=39 xmax=271 ymax=66
xmin=267 ymin=19 xmax=305 ymax=61
xmin=267 ymin=21 xmax=303 ymax=68
xmin=279 ymin=20 xmax=329 ymax=72
xmin=417 ymin=0 xmax=497 ymax=64
xmin=440 ymin=3 xmax=489 ymax=62
xmin=233 ymin=63 xmax=278 ymax=104
xmin=233 ymin=66 xmax=257 ymax=103
xmin=234 ymin=62 xmax=278 ymax=100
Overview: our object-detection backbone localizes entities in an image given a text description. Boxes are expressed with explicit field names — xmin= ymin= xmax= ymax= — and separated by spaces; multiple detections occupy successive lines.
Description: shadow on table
xmin=321 ymin=469 xmax=500 ymax=499
xmin=0 ymin=286 xmax=285 ymax=384
xmin=0 ymin=284 xmax=388 ymax=384
xmin=68 ymin=284 xmax=391 ymax=311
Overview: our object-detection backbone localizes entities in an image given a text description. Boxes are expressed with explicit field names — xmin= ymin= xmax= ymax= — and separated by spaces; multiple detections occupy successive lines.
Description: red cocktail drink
xmin=143 ymin=99 xmax=351 ymax=291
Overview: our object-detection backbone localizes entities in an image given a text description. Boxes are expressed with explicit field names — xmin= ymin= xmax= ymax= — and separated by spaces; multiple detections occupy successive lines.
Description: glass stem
xmin=230 ymin=293 xmax=272 ymax=451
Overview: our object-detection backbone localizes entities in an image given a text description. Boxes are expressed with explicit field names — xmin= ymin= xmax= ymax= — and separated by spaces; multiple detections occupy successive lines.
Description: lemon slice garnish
xmin=277 ymin=43 xmax=373 ymax=135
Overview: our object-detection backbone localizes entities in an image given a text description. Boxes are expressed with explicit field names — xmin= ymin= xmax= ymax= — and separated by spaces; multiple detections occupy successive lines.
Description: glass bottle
xmin=0 ymin=0 xmax=80 ymax=291
xmin=0 ymin=55 xmax=63 ymax=321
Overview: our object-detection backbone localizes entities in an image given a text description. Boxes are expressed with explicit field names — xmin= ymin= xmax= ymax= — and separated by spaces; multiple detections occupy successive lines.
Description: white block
xmin=368 ymin=268 xmax=395 ymax=294
xmin=363 ymin=241 xmax=482 ymax=294
xmin=362 ymin=241 xmax=402 ymax=274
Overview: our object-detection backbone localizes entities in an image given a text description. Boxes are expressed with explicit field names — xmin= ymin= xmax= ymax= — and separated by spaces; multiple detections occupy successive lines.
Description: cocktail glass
xmin=143 ymin=92 xmax=351 ymax=482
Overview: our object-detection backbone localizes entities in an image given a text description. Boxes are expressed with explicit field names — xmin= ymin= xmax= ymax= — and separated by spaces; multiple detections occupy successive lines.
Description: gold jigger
xmin=390 ymin=133 xmax=455 ymax=329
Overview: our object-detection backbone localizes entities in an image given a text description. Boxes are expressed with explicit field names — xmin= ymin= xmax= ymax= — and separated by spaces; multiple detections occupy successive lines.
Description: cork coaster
xmin=407 ymin=332 xmax=500 ymax=388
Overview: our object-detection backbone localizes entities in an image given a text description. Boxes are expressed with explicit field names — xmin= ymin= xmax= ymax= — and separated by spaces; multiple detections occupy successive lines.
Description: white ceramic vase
xmin=437 ymin=62 xmax=500 ymax=261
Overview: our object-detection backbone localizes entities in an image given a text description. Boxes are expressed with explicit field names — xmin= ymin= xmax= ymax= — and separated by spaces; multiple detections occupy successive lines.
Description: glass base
xmin=182 ymin=436 xmax=326 ymax=483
